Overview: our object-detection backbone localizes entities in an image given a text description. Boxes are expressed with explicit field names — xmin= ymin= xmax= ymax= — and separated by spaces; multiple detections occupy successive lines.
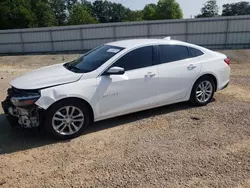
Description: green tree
xmin=65 ymin=0 xmax=77 ymax=10
xmin=124 ymin=10 xmax=143 ymax=21
xmin=0 ymin=1 xmax=10 ymax=29
xmin=68 ymin=3 xmax=98 ymax=25
xmin=196 ymin=0 xmax=219 ymax=18
xmin=92 ymin=0 xmax=110 ymax=23
xmin=80 ymin=0 xmax=93 ymax=13
xmin=0 ymin=0 xmax=37 ymax=29
xmin=156 ymin=0 xmax=183 ymax=20
xmin=143 ymin=4 xmax=157 ymax=20
xmin=110 ymin=3 xmax=129 ymax=22
xmin=92 ymin=0 xmax=129 ymax=23
xmin=31 ymin=0 xmax=57 ymax=27
xmin=222 ymin=1 xmax=250 ymax=16
xmin=49 ymin=0 xmax=67 ymax=26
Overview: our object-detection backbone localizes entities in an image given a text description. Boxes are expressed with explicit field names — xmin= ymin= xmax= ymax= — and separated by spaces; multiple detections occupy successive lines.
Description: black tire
xmin=6 ymin=115 xmax=19 ymax=127
xmin=190 ymin=76 xmax=215 ymax=106
xmin=44 ymin=98 xmax=90 ymax=140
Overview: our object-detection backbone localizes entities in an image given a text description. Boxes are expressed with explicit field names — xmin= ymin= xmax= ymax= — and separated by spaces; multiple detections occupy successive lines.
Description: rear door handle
xmin=187 ymin=64 xmax=197 ymax=70
xmin=146 ymin=72 xmax=156 ymax=77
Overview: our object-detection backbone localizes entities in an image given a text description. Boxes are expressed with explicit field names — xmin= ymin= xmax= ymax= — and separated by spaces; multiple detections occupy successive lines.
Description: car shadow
xmin=0 ymin=101 xmax=203 ymax=155
xmin=86 ymin=102 xmax=197 ymax=134
xmin=0 ymin=114 xmax=55 ymax=155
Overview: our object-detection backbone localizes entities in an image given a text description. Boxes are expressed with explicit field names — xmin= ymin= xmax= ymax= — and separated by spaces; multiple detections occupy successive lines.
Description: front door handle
xmin=187 ymin=64 xmax=197 ymax=70
xmin=146 ymin=72 xmax=156 ymax=77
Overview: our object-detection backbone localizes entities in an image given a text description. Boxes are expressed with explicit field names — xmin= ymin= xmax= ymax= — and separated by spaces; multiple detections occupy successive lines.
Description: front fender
xmin=35 ymin=79 xmax=98 ymax=116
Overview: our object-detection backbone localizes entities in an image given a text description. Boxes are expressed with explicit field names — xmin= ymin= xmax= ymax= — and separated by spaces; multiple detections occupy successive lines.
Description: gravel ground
xmin=0 ymin=50 xmax=250 ymax=188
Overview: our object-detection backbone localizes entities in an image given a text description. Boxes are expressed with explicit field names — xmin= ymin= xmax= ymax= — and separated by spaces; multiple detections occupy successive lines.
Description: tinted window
xmin=66 ymin=45 xmax=124 ymax=73
xmin=159 ymin=45 xmax=189 ymax=64
xmin=189 ymin=47 xmax=204 ymax=57
xmin=112 ymin=46 xmax=153 ymax=71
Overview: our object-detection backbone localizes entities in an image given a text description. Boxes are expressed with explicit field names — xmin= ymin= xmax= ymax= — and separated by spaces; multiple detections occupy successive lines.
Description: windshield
xmin=65 ymin=45 xmax=124 ymax=73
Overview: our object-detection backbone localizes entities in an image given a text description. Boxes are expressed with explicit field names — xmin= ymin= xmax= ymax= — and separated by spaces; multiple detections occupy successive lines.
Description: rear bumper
xmin=219 ymin=82 xmax=229 ymax=91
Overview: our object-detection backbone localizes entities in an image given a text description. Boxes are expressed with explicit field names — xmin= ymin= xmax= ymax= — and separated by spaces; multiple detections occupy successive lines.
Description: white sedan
xmin=2 ymin=39 xmax=230 ymax=139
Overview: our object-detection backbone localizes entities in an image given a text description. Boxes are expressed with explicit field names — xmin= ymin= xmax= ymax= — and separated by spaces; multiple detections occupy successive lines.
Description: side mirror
xmin=103 ymin=67 xmax=125 ymax=76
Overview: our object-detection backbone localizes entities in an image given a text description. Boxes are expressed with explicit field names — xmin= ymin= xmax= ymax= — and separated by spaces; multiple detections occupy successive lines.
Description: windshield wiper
xmin=64 ymin=63 xmax=81 ymax=73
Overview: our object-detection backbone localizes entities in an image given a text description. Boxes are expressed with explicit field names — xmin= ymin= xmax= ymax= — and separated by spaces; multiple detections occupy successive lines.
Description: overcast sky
xmin=90 ymin=0 xmax=242 ymax=18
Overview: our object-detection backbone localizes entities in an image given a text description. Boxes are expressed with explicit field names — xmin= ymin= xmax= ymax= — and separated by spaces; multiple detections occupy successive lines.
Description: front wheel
xmin=44 ymin=99 xmax=90 ymax=140
xmin=190 ymin=76 xmax=215 ymax=106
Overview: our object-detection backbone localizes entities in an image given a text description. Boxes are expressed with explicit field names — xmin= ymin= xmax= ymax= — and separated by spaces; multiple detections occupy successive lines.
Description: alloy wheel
xmin=196 ymin=81 xmax=213 ymax=103
xmin=52 ymin=106 xmax=84 ymax=136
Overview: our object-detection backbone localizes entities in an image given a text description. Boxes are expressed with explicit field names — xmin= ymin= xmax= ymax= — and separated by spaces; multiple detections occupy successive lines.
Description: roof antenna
xmin=164 ymin=36 xmax=171 ymax=40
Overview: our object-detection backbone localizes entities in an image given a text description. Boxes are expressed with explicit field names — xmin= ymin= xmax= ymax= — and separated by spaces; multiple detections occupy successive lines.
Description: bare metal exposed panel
xmin=82 ymin=27 xmax=114 ymax=39
xmin=83 ymin=39 xmax=114 ymax=49
xmin=171 ymin=35 xmax=186 ymax=41
xmin=115 ymin=36 xmax=146 ymax=41
xmin=0 ymin=44 xmax=23 ymax=53
xmin=52 ymin=30 xmax=81 ymax=41
xmin=24 ymin=43 xmax=52 ymax=53
xmin=0 ymin=15 xmax=249 ymax=54
xmin=0 ymin=33 xmax=21 ymax=44
xmin=188 ymin=34 xmax=226 ymax=45
xmin=53 ymin=41 xmax=82 ymax=51
xmin=22 ymin=32 xmax=50 ymax=42
xmin=188 ymin=21 xmax=227 ymax=33
xmin=228 ymin=19 xmax=250 ymax=32
xmin=227 ymin=33 xmax=250 ymax=44
xmin=150 ymin=23 xmax=186 ymax=35
xmin=116 ymin=25 xmax=148 ymax=37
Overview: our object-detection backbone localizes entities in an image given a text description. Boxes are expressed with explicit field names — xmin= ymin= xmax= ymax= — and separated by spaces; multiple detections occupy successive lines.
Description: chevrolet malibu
xmin=2 ymin=39 xmax=230 ymax=139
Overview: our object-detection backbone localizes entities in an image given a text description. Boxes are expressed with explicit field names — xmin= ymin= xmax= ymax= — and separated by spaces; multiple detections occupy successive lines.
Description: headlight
xmin=10 ymin=93 xmax=41 ymax=107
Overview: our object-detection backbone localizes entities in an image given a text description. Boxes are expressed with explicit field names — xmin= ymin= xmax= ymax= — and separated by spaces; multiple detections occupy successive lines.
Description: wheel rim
xmin=196 ymin=81 xmax=213 ymax=103
xmin=52 ymin=106 xmax=84 ymax=136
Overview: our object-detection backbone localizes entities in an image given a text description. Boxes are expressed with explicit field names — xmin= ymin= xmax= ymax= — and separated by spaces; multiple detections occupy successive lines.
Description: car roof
xmin=107 ymin=39 xmax=192 ymax=49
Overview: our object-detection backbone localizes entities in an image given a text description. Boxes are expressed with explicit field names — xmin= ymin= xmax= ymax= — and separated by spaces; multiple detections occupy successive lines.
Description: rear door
xmin=156 ymin=45 xmax=202 ymax=103
xmin=97 ymin=46 xmax=159 ymax=119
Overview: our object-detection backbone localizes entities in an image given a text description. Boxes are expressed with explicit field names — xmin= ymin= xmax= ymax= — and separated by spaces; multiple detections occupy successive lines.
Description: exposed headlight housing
xmin=10 ymin=88 xmax=41 ymax=107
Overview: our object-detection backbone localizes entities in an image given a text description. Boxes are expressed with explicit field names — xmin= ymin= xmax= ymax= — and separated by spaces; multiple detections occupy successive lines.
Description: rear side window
xmin=112 ymin=46 xmax=153 ymax=71
xmin=189 ymin=47 xmax=204 ymax=57
xmin=159 ymin=45 xmax=189 ymax=64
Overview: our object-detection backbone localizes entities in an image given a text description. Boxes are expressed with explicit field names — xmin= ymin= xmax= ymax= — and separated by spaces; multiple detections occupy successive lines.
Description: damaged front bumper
xmin=1 ymin=87 xmax=43 ymax=128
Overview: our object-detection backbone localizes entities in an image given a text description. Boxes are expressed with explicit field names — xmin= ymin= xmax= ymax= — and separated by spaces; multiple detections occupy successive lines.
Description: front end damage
xmin=1 ymin=87 xmax=43 ymax=128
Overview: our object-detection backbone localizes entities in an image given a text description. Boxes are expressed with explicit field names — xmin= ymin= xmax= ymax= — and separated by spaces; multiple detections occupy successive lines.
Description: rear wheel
xmin=190 ymin=76 xmax=215 ymax=106
xmin=44 ymin=99 xmax=90 ymax=140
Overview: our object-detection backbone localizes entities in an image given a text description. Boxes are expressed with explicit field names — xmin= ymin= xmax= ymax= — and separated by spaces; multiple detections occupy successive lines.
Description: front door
xmin=97 ymin=46 xmax=159 ymax=119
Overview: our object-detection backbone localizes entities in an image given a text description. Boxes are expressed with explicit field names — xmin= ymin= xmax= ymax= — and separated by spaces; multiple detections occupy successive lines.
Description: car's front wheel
xmin=44 ymin=99 xmax=90 ymax=140
xmin=190 ymin=76 xmax=215 ymax=106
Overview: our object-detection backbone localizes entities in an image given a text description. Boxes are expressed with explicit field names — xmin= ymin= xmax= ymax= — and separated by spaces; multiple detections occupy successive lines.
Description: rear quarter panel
xmin=199 ymin=51 xmax=230 ymax=90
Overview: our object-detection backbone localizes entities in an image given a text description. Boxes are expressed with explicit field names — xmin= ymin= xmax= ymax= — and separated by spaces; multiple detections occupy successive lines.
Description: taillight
xmin=224 ymin=58 xmax=230 ymax=66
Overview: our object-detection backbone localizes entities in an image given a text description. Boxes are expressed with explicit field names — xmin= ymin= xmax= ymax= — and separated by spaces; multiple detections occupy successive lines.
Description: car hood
xmin=10 ymin=63 xmax=82 ymax=90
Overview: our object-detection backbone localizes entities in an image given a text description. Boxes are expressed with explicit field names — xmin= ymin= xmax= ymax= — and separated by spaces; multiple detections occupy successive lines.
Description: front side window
xmin=159 ymin=45 xmax=189 ymax=64
xmin=64 ymin=45 xmax=124 ymax=73
xmin=112 ymin=46 xmax=153 ymax=71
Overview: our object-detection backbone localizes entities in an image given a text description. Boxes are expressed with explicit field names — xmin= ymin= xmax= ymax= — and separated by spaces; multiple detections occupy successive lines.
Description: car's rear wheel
xmin=44 ymin=99 xmax=90 ymax=140
xmin=190 ymin=76 xmax=215 ymax=106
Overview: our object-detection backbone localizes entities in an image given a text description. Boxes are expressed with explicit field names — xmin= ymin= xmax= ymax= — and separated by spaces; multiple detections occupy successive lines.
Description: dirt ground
xmin=0 ymin=50 xmax=250 ymax=188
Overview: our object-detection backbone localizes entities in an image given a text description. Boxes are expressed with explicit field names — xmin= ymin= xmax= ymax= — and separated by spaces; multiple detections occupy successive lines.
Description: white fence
xmin=0 ymin=15 xmax=250 ymax=54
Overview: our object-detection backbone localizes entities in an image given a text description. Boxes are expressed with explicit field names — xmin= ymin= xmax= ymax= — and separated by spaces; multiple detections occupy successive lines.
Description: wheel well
xmin=47 ymin=97 xmax=94 ymax=123
xmin=197 ymin=74 xmax=218 ymax=91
